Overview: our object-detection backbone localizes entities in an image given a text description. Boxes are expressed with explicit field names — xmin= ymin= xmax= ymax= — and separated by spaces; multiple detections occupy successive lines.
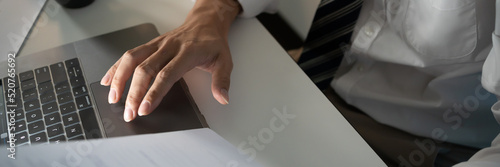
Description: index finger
xmin=108 ymin=45 xmax=156 ymax=104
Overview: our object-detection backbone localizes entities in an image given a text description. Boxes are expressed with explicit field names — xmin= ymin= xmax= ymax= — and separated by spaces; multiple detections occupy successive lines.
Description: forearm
xmin=185 ymin=0 xmax=242 ymax=36
xmin=456 ymin=1 xmax=500 ymax=166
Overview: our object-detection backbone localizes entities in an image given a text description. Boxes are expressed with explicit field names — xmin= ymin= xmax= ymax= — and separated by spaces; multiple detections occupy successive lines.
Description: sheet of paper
xmin=0 ymin=128 xmax=262 ymax=167
xmin=0 ymin=0 xmax=46 ymax=59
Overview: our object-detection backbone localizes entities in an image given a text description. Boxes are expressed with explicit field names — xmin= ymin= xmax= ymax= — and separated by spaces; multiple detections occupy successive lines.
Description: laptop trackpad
xmin=90 ymin=81 xmax=204 ymax=138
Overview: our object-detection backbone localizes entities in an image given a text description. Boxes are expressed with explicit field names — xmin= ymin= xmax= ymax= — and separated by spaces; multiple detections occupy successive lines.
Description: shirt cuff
xmin=453 ymin=134 xmax=500 ymax=167
xmin=237 ymin=0 xmax=279 ymax=18
xmin=482 ymin=33 xmax=500 ymax=96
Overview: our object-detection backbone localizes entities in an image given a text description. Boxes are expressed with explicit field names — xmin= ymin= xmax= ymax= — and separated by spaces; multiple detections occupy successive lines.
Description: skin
xmin=100 ymin=0 xmax=242 ymax=122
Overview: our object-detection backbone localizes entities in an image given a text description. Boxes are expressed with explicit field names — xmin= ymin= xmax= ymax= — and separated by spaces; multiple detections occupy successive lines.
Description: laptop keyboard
xmin=3 ymin=58 xmax=102 ymax=146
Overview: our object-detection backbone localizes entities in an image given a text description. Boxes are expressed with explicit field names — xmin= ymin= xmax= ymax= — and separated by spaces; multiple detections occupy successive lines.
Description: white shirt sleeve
xmin=453 ymin=133 xmax=500 ymax=167
xmin=455 ymin=1 xmax=500 ymax=166
xmin=190 ymin=0 xmax=279 ymax=18
xmin=237 ymin=0 xmax=279 ymax=18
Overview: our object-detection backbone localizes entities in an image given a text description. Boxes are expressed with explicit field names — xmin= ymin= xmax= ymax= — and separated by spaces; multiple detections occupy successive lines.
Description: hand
xmin=100 ymin=0 xmax=241 ymax=122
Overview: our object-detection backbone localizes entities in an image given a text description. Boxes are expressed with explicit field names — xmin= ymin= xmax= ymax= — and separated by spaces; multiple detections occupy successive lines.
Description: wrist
xmin=185 ymin=0 xmax=241 ymax=35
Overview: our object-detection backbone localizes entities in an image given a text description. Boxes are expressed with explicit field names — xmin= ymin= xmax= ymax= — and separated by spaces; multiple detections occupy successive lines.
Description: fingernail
xmin=124 ymin=106 xmax=133 ymax=122
xmin=100 ymin=74 xmax=110 ymax=86
xmin=220 ymin=89 xmax=229 ymax=105
xmin=108 ymin=88 xmax=117 ymax=104
xmin=138 ymin=100 xmax=151 ymax=116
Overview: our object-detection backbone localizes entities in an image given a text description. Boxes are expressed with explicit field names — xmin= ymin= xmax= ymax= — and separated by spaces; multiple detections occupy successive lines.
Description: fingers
xmin=100 ymin=58 xmax=121 ymax=86
xmin=101 ymin=31 xmax=234 ymax=123
xmin=211 ymin=48 xmax=233 ymax=105
xmin=107 ymin=45 xmax=156 ymax=104
xmin=101 ymin=43 xmax=157 ymax=86
xmin=137 ymin=45 xmax=197 ymax=117
xmin=123 ymin=46 xmax=177 ymax=122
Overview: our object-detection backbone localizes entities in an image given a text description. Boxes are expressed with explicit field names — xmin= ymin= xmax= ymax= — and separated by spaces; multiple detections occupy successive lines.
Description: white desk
xmin=22 ymin=0 xmax=386 ymax=166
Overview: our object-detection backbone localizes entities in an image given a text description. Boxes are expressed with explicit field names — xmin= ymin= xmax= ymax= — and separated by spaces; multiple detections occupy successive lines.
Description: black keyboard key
xmin=65 ymin=124 xmax=83 ymax=139
xmin=63 ymin=112 xmax=79 ymax=126
xmin=24 ymin=99 xmax=40 ymax=112
xmin=20 ymin=79 xmax=36 ymax=91
xmin=42 ymin=102 xmax=58 ymax=115
xmin=40 ymin=91 xmax=56 ymax=104
xmin=5 ymin=88 xmax=20 ymax=107
xmin=55 ymin=81 xmax=70 ymax=94
xmin=14 ymin=108 xmax=25 ymax=121
xmin=69 ymin=76 xmax=85 ymax=87
xmin=14 ymin=131 xmax=29 ymax=144
xmin=5 ymin=97 xmax=21 ymax=108
xmin=22 ymin=88 xmax=38 ymax=101
xmin=30 ymin=132 xmax=47 ymax=143
xmin=44 ymin=112 xmax=62 ymax=126
xmin=69 ymin=135 xmax=85 ymax=141
xmin=60 ymin=101 xmax=76 ymax=115
xmin=50 ymin=62 xmax=68 ymax=84
xmin=65 ymin=58 xmax=80 ymax=68
xmin=38 ymin=81 xmax=53 ymax=94
xmin=67 ymin=66 xmax=83 ymax=79
xmin=47 ymin=123 xmax=64 ymax=138
xmin=34 ymin=66 xmax=51 ymax=84
xmin=28 ymin=120 xmax=45 ymax=134
xmin=49 ymin=135 xmax=66 ymax=144
xmin=26 ymin=109 xmax=43 ymax=123
xmin=5 ymin=107 xmax=15 ymax=118
xmin=79 ymin=108 xmax=102 ymax=139
xmin=57 ymin=92 xmax=72 ymax=104
xmin=5 ymin=107 xmax=14 ymax=119
xmin=5 ymin=104 xmax=17 ymax=110
xmin=73 ymin=85 xmax=88 ymax=97
xmin=75 ymin=95 xmax=92 ymax=110
xmin=12 ymin=120 xmax=26 ymax=133
xmin=3 ymin=76 xmax=19 ymax=91
xmin=5 ymin=87 xmax=20 ymax=98
xmin=19 ymin=71 xmax=34 ymax=82
xmin=74 ymin=66 xmax=83 ymax=76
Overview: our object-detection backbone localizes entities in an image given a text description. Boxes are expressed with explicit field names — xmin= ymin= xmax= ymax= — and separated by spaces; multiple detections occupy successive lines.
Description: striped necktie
xmin=298 ymin=0 xmax=363 ymax=90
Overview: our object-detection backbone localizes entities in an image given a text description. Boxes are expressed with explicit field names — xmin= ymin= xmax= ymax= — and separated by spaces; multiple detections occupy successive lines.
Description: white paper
xmin=0 ymin=0 xmax=46 ymax=59
xmin=0 ymin=128 xmax=262 ymax=167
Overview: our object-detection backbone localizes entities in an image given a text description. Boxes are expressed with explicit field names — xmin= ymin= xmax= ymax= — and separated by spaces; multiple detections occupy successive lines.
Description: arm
xmin=101 ymin=0 xmax=241 ymax=122
xmin=102 ymin=0 xmax=278 ymax=122
xmin=454 ymin=1 xmax=500 ymax=166
xmin=238 ymin=0 xmax=279 ymax=18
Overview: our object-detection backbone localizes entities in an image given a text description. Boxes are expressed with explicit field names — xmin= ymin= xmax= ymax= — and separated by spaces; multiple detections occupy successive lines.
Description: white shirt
xmin=238 ymin=0 xmax=500 ymax=166
xmin=334 ymin=0 xmax=499 ymax=148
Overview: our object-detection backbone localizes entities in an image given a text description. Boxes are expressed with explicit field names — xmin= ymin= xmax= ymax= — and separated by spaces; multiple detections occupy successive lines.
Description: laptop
xmin=0 ymin=23 xmax=209 ymax=146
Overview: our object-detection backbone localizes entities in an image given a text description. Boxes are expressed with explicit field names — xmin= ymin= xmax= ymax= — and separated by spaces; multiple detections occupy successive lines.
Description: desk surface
xmin=22 ymin=0 xmax=386 ymax=166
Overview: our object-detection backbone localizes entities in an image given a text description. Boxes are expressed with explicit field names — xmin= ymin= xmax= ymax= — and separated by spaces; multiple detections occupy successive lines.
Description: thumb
xmin=211 ymin=51 xmax=233 ymax=105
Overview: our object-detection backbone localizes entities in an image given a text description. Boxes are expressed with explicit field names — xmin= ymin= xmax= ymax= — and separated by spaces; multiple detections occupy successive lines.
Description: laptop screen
xmin=0 ymin=0 xmax=47 ymax=61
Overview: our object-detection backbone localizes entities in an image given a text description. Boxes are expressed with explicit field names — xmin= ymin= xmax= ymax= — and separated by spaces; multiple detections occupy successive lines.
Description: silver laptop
xmin=0 ymin=23 xmax=208 ymax=146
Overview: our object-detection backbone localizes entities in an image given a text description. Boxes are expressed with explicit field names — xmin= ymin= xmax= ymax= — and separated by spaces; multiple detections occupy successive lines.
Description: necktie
xmin=298 ymin=0 xmax=363 ymax=90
